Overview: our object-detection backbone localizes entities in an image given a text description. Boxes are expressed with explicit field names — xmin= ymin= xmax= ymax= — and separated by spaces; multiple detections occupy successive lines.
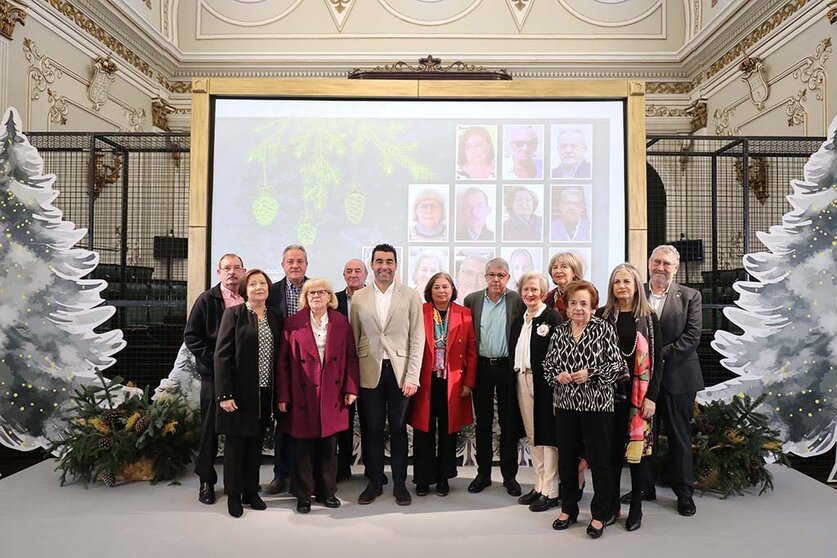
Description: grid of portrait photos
xmin=399 ymin=122 xmax=596 ymax=304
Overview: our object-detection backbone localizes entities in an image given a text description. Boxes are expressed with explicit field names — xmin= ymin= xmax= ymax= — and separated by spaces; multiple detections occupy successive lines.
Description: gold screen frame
xmin=188 ymin=78 xmax=647 ymax=310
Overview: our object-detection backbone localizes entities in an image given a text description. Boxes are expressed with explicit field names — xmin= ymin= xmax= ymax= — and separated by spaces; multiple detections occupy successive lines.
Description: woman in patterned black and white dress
xmin=543 ymin=280 xmax=627 ymax=539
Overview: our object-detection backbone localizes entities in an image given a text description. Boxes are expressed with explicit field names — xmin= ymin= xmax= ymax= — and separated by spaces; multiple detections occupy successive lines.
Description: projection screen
xmin=208 ymin=96 xmax=626 ymax=300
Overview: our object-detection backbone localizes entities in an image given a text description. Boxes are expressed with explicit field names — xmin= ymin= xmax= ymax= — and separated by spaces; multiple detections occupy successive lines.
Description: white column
xmin=0 ymin=38 xmax=9 ymax=113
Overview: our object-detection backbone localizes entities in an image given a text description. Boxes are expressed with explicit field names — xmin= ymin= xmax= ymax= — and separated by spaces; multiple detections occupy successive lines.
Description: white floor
xmin=0 ymin=461 xmax=833 ymax=558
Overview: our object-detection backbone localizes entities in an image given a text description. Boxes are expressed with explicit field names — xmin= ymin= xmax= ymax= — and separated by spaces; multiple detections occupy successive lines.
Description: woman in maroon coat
xmin=409 ymin=272 xmax=477 ymax=497
xmin=276 ymin=277 xmax=360 ymax=513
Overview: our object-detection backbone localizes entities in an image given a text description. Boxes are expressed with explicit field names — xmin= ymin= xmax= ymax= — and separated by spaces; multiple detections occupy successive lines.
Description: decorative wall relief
xmin=151 ymin=97 xmax=174 ymax=131
xmin=506 ymin=0 xmax=534 ymax=31
xmin=325 ymin=0 xmax=355 ymax=32
xmin=87 ymin=55 xmax=117 ymax=111
xmin=122 ymin=106 xmax=146 ymax=132
xmin=23 ymin=38 xmax=63 ymax=102
xmin=47 ymin=88 xmax=69 ymax=126
xmin=739 ymin=55 xmax=770 ymax=110
xmin=735 ymin=156 xmax=769 ymax=205
xmin=93 ymin=152 xmax=122 ymax=200
xmin=785 ymin=89 xmax=808 ymax=128
xmin=0 ymin=0 xmax=26 ymax=40
xmin=377 ymin=0 xmax=482 ymax=26
xmin=792 ymin=37 xmax=831 ymax=102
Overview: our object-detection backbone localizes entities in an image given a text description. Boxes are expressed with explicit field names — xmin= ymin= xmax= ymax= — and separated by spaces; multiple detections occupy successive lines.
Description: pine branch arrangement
xmin=49 ymin=373 xmax=199 ymax=487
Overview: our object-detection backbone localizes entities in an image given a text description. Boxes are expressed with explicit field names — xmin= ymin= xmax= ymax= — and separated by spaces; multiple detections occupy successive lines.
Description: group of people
xmin=184 ymin=243 xmax=703 ymax=540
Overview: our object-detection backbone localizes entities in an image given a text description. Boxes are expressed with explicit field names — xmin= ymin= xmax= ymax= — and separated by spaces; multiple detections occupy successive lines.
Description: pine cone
xmin=102 ymin=409 xmax=123 ymax=427
xmin=100 ymin=471 xmax=117 ymax=487
xmin=134 ymin=416 xmax=150 ymax=434
xmin=98 ymin=436 xmax=114 ymax=450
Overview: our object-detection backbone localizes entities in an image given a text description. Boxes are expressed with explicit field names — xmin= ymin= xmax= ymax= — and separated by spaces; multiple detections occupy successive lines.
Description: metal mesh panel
xmin=27 ymin=132 xmax=190 ymax=390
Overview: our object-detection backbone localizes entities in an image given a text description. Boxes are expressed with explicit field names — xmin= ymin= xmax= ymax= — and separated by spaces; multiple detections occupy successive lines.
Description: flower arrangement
xmin=653 ymin=393 xmax=790 ymax=497
xmin=50 ymin=373 xmax=200 ymax=486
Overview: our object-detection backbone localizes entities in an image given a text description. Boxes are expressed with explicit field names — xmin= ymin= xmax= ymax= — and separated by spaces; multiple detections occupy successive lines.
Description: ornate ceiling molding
xmin=828 ymin=1 xmax=836 ymax=24
xmin=325 ymin=0 xmax=355 ymax=32
xmin=0 ymin=0 xmax=26 ymax=40
xmin=377 ymin=0 xmax=482 ymax=27
xmin=506 ymin=0 xmax=534 ymax=32
xmin=349 ymin=55 xmax=511 ymax=80
xmin=556 ymin=0 xmax=663 ymax=29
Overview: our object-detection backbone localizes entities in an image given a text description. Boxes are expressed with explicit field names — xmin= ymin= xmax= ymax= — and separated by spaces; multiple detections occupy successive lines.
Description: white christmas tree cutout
xmin=0 ymin=107 xmax=127 ymax=451
xmin=701 ymin=115 xmax=837 ymax=483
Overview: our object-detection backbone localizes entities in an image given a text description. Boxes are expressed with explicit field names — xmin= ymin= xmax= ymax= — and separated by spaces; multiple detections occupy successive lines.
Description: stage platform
xmin=1 ymin=462 xmax=832 ymax=558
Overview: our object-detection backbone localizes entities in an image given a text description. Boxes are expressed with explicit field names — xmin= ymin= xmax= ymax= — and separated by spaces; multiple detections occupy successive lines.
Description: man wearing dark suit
xmin=350 ymin=244 xmax=425 ymax=506
xmin=184 ymin=252 xmax=246 ymax=505
xmin=642 ymin=244 xmax=703 ymax=516
xmin=550 ymin=128 xmax=592 ymax=179
xmin=464 ymin=257 xmax=526 ymax=497
xmin=455 ymin=187 xmax=495 ymax=241
xmin=334 ymin=258 xmax=368 ymax=481
xmin=263 ymin=244 xmax=309 ymax=495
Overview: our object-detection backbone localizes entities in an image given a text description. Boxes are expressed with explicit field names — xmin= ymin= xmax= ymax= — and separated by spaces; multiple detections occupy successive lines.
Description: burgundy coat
xmin=409 ymin=303 xmax=477 ymax=435
xmin=276 ymin=308 xmax=360 ymax=439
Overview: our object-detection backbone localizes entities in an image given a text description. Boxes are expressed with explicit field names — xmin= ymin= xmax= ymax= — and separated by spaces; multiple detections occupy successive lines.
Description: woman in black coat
xmin=215 ymin=269 xmax=283 ymax=518
xmin=508 ymin=271 xmax=563 ymax=513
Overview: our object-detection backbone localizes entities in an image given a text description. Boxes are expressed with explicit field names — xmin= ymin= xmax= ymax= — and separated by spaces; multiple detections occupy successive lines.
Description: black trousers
xmin=195 ymin=379 xmax=218 ymax=485
xmin=272 ymin=428 xmax=293 ymax=481
xmin=413 ymin=374 xmax=458 ymax=485
xmin=472 ymin=358 xmax=518 ymax=480
xmin=360 ymin=360 xmax=409 ymax=485
xmin=293 ymin=435 xmax=338 ymax=501
xmin=337 ymin=402 xmax=357 ymax=477
xmin=223 ymin=387 xmax=271 ymax=498
xmin=652 ymin=388 xmax=696 ymax=498
xmin=609 ymin=400 xmax=651 ymax=514
xmin=555 ymin=409 xmax=613 ymax=522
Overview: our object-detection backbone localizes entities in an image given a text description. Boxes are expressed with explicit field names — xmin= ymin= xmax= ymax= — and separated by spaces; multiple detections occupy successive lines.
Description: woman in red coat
xmin=409 ymin=272 xmax=477 ymax=497
xmin=276 ymin=278 xmax=360 ymax=514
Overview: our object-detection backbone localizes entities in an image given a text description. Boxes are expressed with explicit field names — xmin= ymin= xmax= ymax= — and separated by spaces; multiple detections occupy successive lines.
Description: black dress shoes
xmin=394 ymin=483 xmax=412 ymax=506
xmin=436 ymin=479 xmax=450 ymax=497
xmin=296 ymin=499 xmax=311 ymax=514
xmin=552 ymin=512 xmax=578 ymax=530
xmin=586 ymin=520 xmax=605 ymax=539
xmin=242 ymin=493 xmax=266 ymax=510
xmin=528 ymin=494 xmax=560 ymax=512
xmin=323 ymin=496 xmax=341 ymax=509
xmin=620 ymin=489 xmax=656 ymax=503
xmin=468 ymin=473 xmax=492 ymax=493
xmin=358 ymin=482 xmax=383 ymax=505
xmin=415 ymin=484 xmax=430 ymax=496
xmin=503 ymin=478 xmax=522 ymax=497
xmin=227 ymin=496 xmax=243 ymax=518
xmin=626 ymin=507 xmax=643 ymax=531
xmin=677 ymin=496 xmax=696 ymax=516
xmin=199 ymin=482 xmax=216 ymax=505
xmin=264 ymin=477 xmax=288 ymax=495
xmin=518 ymin=489 xmax=540 ymax=505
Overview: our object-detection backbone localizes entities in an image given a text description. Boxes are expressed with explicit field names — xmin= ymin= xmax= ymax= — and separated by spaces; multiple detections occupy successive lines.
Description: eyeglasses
xmin=220 ymin=265 xmax=244 ymax=273
xmin=416 ymin=202 xmax=441 ymax=211
xmin=485 ymin=272 xmax=508 ymax=280
xmin=512 ymin=140 xmax=536 ymax=148
xmin=651 ymin=258 xmax=677 ymax=269
xmin=307 ymin=289 xmax=329 ymax=298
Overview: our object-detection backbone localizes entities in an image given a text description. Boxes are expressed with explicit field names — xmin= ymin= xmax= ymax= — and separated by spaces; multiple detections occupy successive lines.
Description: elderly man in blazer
xmin=350 ymin=244 xmax=425 ymax=506
xmin=639 ymin=244 xmax=703 ymax=516
xmin=464 ymin=257 xmax=526 ymax=497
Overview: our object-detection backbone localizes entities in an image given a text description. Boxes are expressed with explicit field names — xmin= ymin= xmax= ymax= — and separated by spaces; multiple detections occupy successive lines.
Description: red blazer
xmin=409 ymin=302 xmax=477 ymax=434
xmin=276 ymin=308 xmax=360 ymax=439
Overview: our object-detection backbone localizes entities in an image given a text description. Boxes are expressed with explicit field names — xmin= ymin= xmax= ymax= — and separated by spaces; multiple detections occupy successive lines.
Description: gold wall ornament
xmin=325 ymin=0 xmax=355 ymax=32
xmin=349 ymin=55 xmax=512 ymax=80
xmin=785 ymin=88 xmax=807 ymax=128
xmin=0 ymin=0 xmax=26 ymax=40
xmin=735 ymin=157 xmax=769 ymax=206
xmin=646 ymin=82 xmax=694 ymax=95
xmin=792 ymin=37 xmax=831 ymax=101
xmin=23 ymin=37 xmax=62 ymax=101
xmin=688 ymin=99 xmax=708 ymax=132
xmin=152 ymin=96 xmax=175 ymax=131
xmin=93 ymin=152 xmax=122 ymax=200
xmin=828 ymin=1 xmax=836 ymax=24
xmin=506 ymin=0 xmax=534 ymax=31
xmin=645 ymin=105 xmax=690 ymax=118
xmin=47 ymin=87 xmax=68 ymax=125
xmin=739 ymin=55 xmax=770 ymax=110
xmin=87 ymin=54 xmax=117 ymax=111
xmin=122 ymin=106 xmax=146 ymax=132
xmin=713 ymin=106 xmax=733 ymax=135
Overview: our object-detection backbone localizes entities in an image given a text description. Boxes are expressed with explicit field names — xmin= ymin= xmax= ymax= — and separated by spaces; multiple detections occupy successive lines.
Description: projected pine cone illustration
xmin=297 ymin=213 xmax=317 ymax=245
xmin=251 ymin=188 xmax=278 ymax=226
xmin=344 ymin=185 xmax=365 ymax=224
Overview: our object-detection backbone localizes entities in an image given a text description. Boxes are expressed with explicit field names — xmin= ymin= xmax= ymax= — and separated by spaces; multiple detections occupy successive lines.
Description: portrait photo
xmin=453 ymin=247 xmax=495 ymax=304
xmin=500 ymin=246 xmax=543 ymax=292
xmin=550 ymin=185 xmax=592 ymax=242
xmin=501 ymin=124 xmax=545 ymax=180
xmin=408 ymin=247 xmax=450 ymax=295
xmin=407 ymin=184 xmax=449 ymax=242
xmin=454 ymin=184 xmax=497 ymax=242
xmin=455 ymin=125 xmax=498 ymax=181
xmin=550 ymin=125 xmax=593 ymax=180
xmin=501 ymin=184 xmax=544 ymax=242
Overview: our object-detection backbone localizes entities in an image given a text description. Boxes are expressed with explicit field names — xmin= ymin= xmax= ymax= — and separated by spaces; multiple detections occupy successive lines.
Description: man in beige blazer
xmin=350 ymin=243 xmax=425 ymax=506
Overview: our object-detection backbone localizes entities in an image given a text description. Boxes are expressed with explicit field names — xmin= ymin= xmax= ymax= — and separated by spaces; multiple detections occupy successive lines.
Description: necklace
xmin=621 ymin=331 xmax=638 ymax=357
